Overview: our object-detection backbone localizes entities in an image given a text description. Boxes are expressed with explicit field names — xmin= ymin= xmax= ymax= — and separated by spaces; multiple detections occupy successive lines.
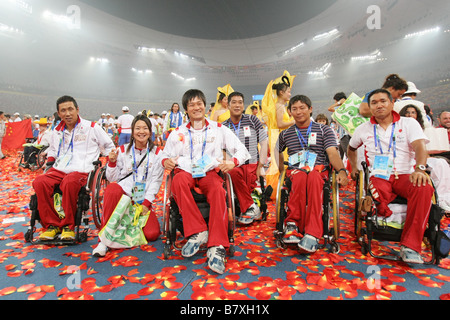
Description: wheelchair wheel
xmin=91 ymin=166 xmax=108 ymax=229
xmin=35 ymin=146 xmax=48 ymax=170
xmin=224 ymin=173 xmax=236 ymax=257
xmin=331 ymin=171 xmax=340 ymax=240
xmin=354 ymin=170 xmax=365 ymax=237
xmin=275 ymin=170 xmax=288 ymax=233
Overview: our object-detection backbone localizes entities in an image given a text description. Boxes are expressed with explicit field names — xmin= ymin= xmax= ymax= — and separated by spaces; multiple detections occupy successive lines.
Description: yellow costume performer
xmin=245 ymin=101 xmax=268 ymax=126
xmin=211 ymin=84 xmax=234 ymax=123
xmin=261 ymin=71 xmax=296 ymax=200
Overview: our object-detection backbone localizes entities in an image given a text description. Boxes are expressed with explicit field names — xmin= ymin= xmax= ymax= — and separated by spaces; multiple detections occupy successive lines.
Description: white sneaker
xmin=207 ymin=245 xmax=226 ymax=274
xmin=181 ymin=231 xmax=208 ymax=257
xmin=238 ymin=204 xmax=261 ymax=225
xmin=92 ymin=242 xmax=108 ymax=257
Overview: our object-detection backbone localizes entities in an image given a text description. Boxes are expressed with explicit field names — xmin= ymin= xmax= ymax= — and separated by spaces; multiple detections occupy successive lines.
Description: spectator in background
xmin=13 ymin=112 xmax=22 ymax=122
xmin=424 ymin=105 xmax=434 ymax=126
xmin=117 ymin=106 xmax=134 ymax=146
xmin=328 ymin=92 xmax=349 ymax=159
xmin=164 ymin=103 xmax=184 ymax=140
xmin=394 ymin=82 xmax=430 ymax=129
xmin=359 ymin=74 xmax=408 ymax=118
xmin=438 ymin=111 xmax=450 ymax=144
xmin=20 ymin=118 xmax=51 ymax=169
xmin=399 ymin=105 xmax=425 ymax=130
xmin=315 ymin=114 xmax=329 ymax=126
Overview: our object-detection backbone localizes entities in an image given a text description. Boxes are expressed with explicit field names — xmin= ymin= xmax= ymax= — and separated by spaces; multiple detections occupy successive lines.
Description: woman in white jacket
xmin=93 ymin=115 xmax=164 ymax=257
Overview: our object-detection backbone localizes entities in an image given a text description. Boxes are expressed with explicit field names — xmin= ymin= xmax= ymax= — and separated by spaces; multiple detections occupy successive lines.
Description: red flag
xmin=2 ymin=119 xmax=34 ymax=150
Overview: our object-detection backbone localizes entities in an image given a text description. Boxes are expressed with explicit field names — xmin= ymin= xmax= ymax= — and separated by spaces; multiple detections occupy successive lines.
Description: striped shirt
xmin=222 ymin=114 xmax=268 ymax=165
xmin=276 ymin=122 xmax=338 ymax=166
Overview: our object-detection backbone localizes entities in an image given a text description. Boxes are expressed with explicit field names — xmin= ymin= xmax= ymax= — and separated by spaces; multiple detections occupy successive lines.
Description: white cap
xmin=14 ymin=112 xmax=20 ymax=115
xmin=34 ymin=115 xmax=39 ymax=118
xmin=405 ymin=82 xmax=421 ymax=95
xmin=122 ymin=106 xmax=129 ymax=112
xmin=162 ymin=111 xmax=168 ymax=115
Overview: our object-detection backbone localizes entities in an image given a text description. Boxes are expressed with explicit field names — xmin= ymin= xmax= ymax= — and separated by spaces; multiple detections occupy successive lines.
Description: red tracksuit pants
xmin=32 ymin=168 xmax=88 ymax=230
xmin=286 ymin=168 xmax=329 ymax=239
xmin=228 ymin=164 xmax=257 ymax=214
xmin=369 ymin=174 xmax=434 ymax=252
xmin=101 ymin=183 xmax=161 ymax=242
xmin=171 ymin=169 xmax=229 ymax=248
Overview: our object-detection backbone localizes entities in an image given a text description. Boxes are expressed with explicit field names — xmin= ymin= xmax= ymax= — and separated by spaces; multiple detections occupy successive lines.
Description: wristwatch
xmin=416 ymin=164 xmax=427 ymax=172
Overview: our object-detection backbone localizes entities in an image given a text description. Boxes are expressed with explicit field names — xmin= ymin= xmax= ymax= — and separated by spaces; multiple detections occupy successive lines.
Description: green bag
xmin=98 ymin=195 xmax=149 ymax=249
xmin=332 ymin=93 xmax=369 ymax=136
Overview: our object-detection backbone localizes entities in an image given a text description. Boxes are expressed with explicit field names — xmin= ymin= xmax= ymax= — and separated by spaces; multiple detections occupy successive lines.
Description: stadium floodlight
xmin=7 ymin=0 xmax=32 ymax=14
xmin=352 ymin=50 xmax=382 ymax=61
xmin=132 ymin=67 xmax=153 ymax=74
xmin=404 ymin=27 xmax=440 ymax=39
xmin=279 ymin=42 xmax=305 ymax=57
xmin=0 ymin=23 xmax=24 ymax=35
xmin=90 ymin=57 xmax=109 ymax=64
xmin=313 ymin=28 xmax=339 ymax=41
xmin=308 ymin=63 xmax=331 ymax=77
xmin=171 ymin=72 xmax=185 ymax=80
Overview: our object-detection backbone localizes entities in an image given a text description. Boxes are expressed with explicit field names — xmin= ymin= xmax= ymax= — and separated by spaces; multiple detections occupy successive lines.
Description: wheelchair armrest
xmin=92 ymin=160 xmax=102 ymax=167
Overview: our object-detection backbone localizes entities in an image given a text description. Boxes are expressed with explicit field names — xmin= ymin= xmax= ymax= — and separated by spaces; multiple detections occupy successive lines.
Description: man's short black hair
xmin=367 ymin=89 xmax=393 ymax=104
xmin=56 ymin=95 xmax=79 ymax=111
xmin=181 ymin=89 xmax=206 ymax=111
xmin=228 ymin=92 xmax=244 ymax=103
xmin=288 ymin=95 xmax=312 ymax=110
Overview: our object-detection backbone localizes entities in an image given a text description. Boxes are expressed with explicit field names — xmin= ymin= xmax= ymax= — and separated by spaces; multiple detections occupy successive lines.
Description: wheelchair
xmin=16 ymin=142 xmax=49 ymax=172
xmin=274 ymin=163 xmax=341 ymax=253
xmin=162 ymin=170 xmax=237 ymax=259
xmin=24 ymin=160 xmax=107 ymax=246
xmin=354 ymin=161 xmax=450 ymax=265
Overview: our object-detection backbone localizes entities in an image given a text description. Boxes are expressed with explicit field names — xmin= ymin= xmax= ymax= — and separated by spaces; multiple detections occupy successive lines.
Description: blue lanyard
xmin=229 ymin=119 xmax=242 ymax=137
xmin=170 ymin=112 xmax=179 ymax=128
xmin=294 ymin=122 xmax=313 ymax=165
xmin=131 ymin=144 xmax=150 ymax=182
xmin=57 ymin=123 xmax=78 ymax=158
xmin=374 ymin=123 xmax=396 ymax=158
xmin=294 ymin=122 xmax=313 ymax=150
xmin=188 ymin=127 xmax=208 ymax=161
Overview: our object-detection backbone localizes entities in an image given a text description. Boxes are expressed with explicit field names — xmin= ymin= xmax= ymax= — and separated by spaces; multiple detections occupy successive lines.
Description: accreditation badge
xmin=133 ymin=182 xmax=146 ymax=205
xmin=372 ymin=155 xmax=393 ymax=180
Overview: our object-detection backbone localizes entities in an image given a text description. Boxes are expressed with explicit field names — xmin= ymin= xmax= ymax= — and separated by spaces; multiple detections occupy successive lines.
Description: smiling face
xmin=57 ymin=101 xmax=79 ymax=130
xmin=186 ymin=96 xmax=206 ymax=123
xmin=439 ymin=111 xmax=450 ymax=129
xmin=133 ymin=120 xmax=151 ymax=148
xmin=228 ymin=95 xmax=245 ymax=118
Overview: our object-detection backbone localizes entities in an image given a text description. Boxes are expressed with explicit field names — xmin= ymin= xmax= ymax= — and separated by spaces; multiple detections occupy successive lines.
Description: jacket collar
xmin=186 ymin=118 xmax=209 ymax=130
xmin=370 ymin=111 xmax=401 ymax=125
xmin=55 ymin=116 xmax=82 ymax=132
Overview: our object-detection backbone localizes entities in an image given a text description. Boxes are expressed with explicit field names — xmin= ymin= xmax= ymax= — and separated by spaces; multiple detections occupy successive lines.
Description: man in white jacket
xmin=32 ymin=96 xmax=115 ymax=241
xmin=162 ymin=89 xmax=250 ymax=274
